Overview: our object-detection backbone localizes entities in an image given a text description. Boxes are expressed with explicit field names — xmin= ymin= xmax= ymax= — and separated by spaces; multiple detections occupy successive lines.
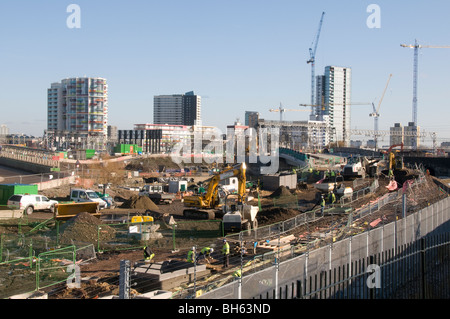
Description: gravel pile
xmin=120 ymin=195 xmax=160 ymax=211
xmin=59 ymin=212 xmax=116 ymax=245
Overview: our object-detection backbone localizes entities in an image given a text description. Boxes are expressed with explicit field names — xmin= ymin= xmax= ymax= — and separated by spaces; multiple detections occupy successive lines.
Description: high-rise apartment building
xmin=315 ymin=66 xmax=352 ymax=146
xmin=389 ymin=122 xmax=420 ymax=149
xmin=47 ymin=77 xmax=108 ymax=150
xmin=0 ymin=124 xmax=9 ymax=136
xmin=245 ymin=111 xmax=259 ymax=129
xmin=312 ymin=75 xmax=326 ymax=120
xmin=390 ymin=123 xmax=404 ymax=146
xmin=404 ymin=122 xmax=420 ymax=149
xmin=153 ymin=91 xmax=201 ymax=126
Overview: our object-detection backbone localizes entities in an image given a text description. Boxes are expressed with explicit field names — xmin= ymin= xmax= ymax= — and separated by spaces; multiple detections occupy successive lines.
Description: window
xmin=87 ymin=191 xmax=99 ymax=199
xmin=9 ymin=195 xmax=22 ymax=202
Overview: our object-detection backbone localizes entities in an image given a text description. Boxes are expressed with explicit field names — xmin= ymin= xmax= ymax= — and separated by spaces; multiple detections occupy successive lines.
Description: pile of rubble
xmin=120 ymin=195 xmax=159 ymax=211
xmin=58 ymin=212 xmax=116 ymax=245
xmin=257 ymin=207 xmax=301 ymax=226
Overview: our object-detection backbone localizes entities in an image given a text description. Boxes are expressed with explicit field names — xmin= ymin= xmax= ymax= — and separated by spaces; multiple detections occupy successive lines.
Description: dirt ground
xmin=11 ymin=166 xmax=446 ymax=299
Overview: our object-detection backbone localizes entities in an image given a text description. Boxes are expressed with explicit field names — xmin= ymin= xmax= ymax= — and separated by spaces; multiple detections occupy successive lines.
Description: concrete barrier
xmin=36 ymin=175 xmax=76 ymax=191
xmin=0 ymin=209 xmax=24 ymax=219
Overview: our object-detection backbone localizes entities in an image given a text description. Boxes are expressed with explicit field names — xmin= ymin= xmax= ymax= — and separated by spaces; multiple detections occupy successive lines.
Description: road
xmin=0 ymin=164 xmax=44 ymax=184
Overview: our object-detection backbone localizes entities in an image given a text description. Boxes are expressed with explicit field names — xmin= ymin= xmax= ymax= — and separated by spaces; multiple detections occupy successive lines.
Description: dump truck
xmin=138 ymin=184 xmax=175 ymax=204
xmin=342 ymin=156 xmax=379 ymax=179
xmin=222 ymin=194 xmax=259 ymax=233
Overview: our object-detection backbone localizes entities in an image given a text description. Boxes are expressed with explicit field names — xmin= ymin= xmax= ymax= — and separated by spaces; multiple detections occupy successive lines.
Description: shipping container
xmin=114 ymin=144 xmax=140 ymax=154
xmin=0 ymin=184 xmax=38 ymax=206
xmin=85 ymin=149 xmax=96 ymax=159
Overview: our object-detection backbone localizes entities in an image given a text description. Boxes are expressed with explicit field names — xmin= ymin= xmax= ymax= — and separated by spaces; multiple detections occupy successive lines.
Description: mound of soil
xmin=121 ymin=195 xmax=160 ymax=211
xmin=59 ymin=212 xmax=116 ymax=245
xmin=257 ymin=207 xmax=301 ymax=226
xmin=269 ymin=186 xmax=294 ymax=198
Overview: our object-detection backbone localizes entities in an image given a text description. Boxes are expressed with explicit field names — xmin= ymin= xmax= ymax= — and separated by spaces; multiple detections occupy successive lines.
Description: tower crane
xmin=400 ymin=40 xmax=450 ymax=126
xmin=307 ymin=12 xmax=325 ymax=115
xmin=270 ymin=102 xmax=371 ymax=122
xmin=269 ymin=103 xmax=309 ymax=121
xmin=299 ymin=102 xmax=371 ymax=117
xmin=370 ymin=73 xmax=392 ymax=150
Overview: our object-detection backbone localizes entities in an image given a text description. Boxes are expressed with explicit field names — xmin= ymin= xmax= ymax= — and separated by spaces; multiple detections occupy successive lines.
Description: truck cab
xmin=222 ymin=194 xmax=259 ymax=233
xmin=70 ymin=188 xmax=107 ymax=209
xmin=139 ymin=184 xmax=175 ymax=204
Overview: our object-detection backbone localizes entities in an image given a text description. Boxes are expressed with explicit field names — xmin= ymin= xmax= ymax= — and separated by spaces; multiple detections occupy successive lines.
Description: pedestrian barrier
xmin=198 ymin=195 xmax=450 ymax=299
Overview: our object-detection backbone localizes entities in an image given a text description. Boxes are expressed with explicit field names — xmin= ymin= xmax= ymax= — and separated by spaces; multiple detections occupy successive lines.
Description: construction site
xmin=0 ymin=146 xmax=449 ymax=300
xmin=1 ymin=5 xmax=450 ymax=302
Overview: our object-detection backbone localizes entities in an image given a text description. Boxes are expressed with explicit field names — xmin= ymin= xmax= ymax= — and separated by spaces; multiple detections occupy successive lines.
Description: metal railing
xmin=197 ymin=172 xmax=449 ymax=299
xmin=297 ymin=234 xmax=450 ymax=299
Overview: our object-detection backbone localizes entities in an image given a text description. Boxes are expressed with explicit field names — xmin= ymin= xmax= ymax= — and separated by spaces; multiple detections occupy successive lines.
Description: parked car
xmin=70 ymin=188 xmax=107 ymax=209
xmin=7 ymin=194 xmax=58 ymax=215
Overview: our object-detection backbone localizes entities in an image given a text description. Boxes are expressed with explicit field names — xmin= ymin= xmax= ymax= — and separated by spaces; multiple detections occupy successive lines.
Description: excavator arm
xmin=183 ymin=163 xmax=247 ymax=219
xmin=387 ymin=143 xmax=404 ymax=171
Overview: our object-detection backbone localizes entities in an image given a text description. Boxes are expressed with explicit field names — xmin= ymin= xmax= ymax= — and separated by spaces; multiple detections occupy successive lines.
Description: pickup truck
xmin=7 ymin=194 xmax=58 ymax=215
xmin=138 ymin=184 xmax=175 ymax=204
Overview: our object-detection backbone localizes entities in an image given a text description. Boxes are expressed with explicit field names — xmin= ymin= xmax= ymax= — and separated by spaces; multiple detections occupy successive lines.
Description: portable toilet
xmin=168 ymin=180 xmax=188 ymax=193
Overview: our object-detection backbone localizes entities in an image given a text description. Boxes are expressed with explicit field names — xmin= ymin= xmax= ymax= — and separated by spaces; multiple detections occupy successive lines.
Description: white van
xmin=70 ymin=188 xmax=107 ymax=209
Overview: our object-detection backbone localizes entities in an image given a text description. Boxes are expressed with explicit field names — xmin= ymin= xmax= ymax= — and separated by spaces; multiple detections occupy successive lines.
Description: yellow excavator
xmin=183 ymin=163 xmax=250 ymax=220
xmin=387 ymin=143 xmax=404 ymax=176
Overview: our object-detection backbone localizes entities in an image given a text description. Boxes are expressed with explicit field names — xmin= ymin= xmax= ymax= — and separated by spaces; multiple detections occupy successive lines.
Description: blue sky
xmin=1 ymin=0 xmax=450 ymax=146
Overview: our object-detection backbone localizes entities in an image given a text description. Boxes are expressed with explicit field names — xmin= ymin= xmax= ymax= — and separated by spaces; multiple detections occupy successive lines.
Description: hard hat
xmin=223 ymin=239 xmax=227 ymax=242
xmin=210 ymin=248 xmax=214 ymax=253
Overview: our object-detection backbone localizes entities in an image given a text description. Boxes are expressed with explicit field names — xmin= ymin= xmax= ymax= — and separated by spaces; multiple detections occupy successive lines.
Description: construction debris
xmin=268 ymin=185 xmax=294 ymax=198
xmin=121 ymin=195 xmax=160 ymax=211
xmin=58 ymin=212 xmax=116 ymax=245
